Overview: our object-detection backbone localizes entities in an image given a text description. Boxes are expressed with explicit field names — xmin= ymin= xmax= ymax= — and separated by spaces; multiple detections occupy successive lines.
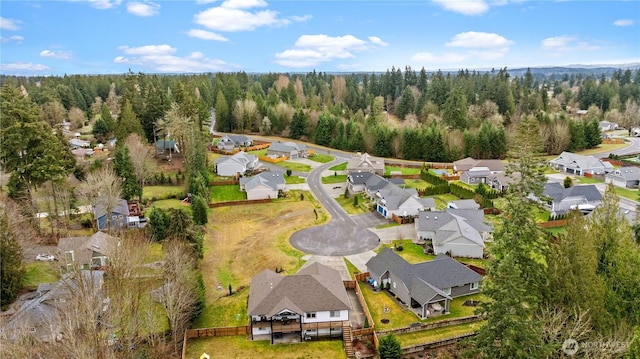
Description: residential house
xmin=366 ymin=248 xmax=482 ymax=319
xmin=599 ymin=121 xmax=620 ymax=132
xmin=605 ymin=166 xmax=640 ymax=188
xmin=3 ymin=270 xmax=105 ymax=342
xmin=216 ymin=135 xmax=253 ymax=151
xmin=346 ymin=152 xmax=385 ymax=176
xmin=486 ymin=171 xmax=516 ymax=192
xmin=267 ymin=141 xmax=309 ymax=159
xmin=460 ymin=167 xmax=493 ymax=185
xmin=549 ymin=151 xmax=613 ymax=175
xmin=447 ymin=199 xmax=480 ymax=210
xmin=239 ymin=171 xmax=286 ymax=200
xmin=372 ymin=182 xmax=436 ymax=219
xmin=542 ymin=182 xmax=603 ymax=216
xmin=247 ymin=262 xmax=351 ymax=343
xmin=415 ymin=209 xmax=492 ymax=259
xmin=214 ymin=151 xmax=259 ymax=177
xmin=346 ymin=172 xmax=386 ymax=194
xmin=69 ymin=138 xmax=91 ymax=149
xmin=94 ymin=198 xmax=141 ymax=231
xmin=453 ymin=158 xmax=505 ymax=174
xmin=58 ymin=231 xmax=118 ymax=271
xmin=155 ymin=139 xmax=179 ymax=159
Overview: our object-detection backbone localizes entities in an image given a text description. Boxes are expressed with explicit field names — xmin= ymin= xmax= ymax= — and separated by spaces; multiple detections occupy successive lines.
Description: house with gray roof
xmin=214 ymin=151 xmax=259 ymax=177
xmin=366 ymin=248 xmax=482 ymax=319
xmin=239 ymin=171 xmax=286 ymax=200
xmin=216 ymin=135 xmax=253 ymax=151
xmin=542 ymin=182 xmax=603 ymax=216
xmin=453 ymin=157 xmax=505 ymax=173
xmin=94 ymin=198 xmax=140 ymax=231
xmin=267 ymin=141 xmax=309 ymax=159
xmin=447 ymin=199 xmax=480 ymax=210
xmin=549 ymin=151 xmax=613 ymax=175
xmin=346 ymin=152 xmax=385 ymax=176
xmin=247 ymin=262 xmax=351 ymax=343
xmin=373 ymin=183 xmax=436 ymax=219
xmin=415 ymin=209 xmax=492 ymax=258
xmin=3 ymin=270 xmax=105 ymax=343
xmin=347 ymin=172 xmax=385 ymax=193
xmin=605 ymin=166 xmax=640 ymax=188
xmin=58 ymin=232 xmax=118 ymax=271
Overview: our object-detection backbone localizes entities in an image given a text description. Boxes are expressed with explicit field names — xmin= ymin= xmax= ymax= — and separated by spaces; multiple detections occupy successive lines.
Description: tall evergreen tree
xmin=115 ymin=99 xmax=144 ymax=142
xmin=0 ymin=205 xmax=26 ymax=309
xmin=442 ymin=85 xmax=468 ymax=130
xmin=114 ymin=146 xmax=141 ymax=201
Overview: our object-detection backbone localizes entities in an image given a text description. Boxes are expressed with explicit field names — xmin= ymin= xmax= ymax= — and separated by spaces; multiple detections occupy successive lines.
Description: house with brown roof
xmin=453 ymin=157 xmax=505 ymax=174
xmin=247 ymin=262 xmax=351 ymax=343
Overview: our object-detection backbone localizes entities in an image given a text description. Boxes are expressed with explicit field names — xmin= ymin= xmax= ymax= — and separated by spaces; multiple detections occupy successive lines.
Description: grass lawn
xmin=395 ymin=322 xmax=484 ymax=347
xmin=403 ymin=179 xmax=431 ymax=190
xmin=145 ymin=242 xmax=164 ymax=263
xmin=308 ymin=153 xmax=334 ymax=163
xmin=248 ymin=149 xmax=267 ymax=156
xmin=185 ymin=336 xmax=347 ymax=359
xmin=545 ymin=226 xmax=567 ymax=236
xmin=274 ymin=161 xmax=312 ymax=173
xmin=195 ymin=194 xmax=327 ymax=328
xmin=322 ymin=174 xmax=347 ymax=184
xmin=430 ymin=194 xmax=461 ymax=210
xmin=377 ymin=240 xmax=490 ymax=268
xmin=23 ymin=262 xmax=60 ymax=289
xmin=210 ymin=185 xmax=246 ymax=202
xmin=385 ymin=166 xmax=421 ymax=176
xmin=335 ymin=194 xmax=368 ymax=215
xmin=344 ymin=258 xmax=360 ymax=279
xmin=329 ymin=162 xmax=347 ymax=171
xmin=375 ymin=222 xmax=401 ymax=229
xmin=149 ymin=199 xmax=191 ymax=211
xmin=143 ymin=185 xmax=186 ymax=201
xmin=614 ymin=186 xmax=639 ymax=201
xmin=284 ymin=175 xmax=305 ymax=184
xmin=575 ymin=176 xmax=602 ymax=185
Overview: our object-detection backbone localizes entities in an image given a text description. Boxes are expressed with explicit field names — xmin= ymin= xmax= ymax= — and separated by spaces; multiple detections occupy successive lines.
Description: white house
xmin=542 ymin=182 xmax=603 ymax=216
xmin=247 ymin=262 xmax=351 ymax=343
xmin=267 ymin=141 xmax=309 ymax=159
xmin=605 ymin=166 xmax=640 ymax=188
xmin=373 ymin=183 xmax=436 ymax=219
xmin=239 ymin=171 xmax=286 ymax=200
xmin=214 ymin=152 xmax=259 ymax=177
xmin=549 ymin=151 xmax=613 ymax=175
xmin=216 ymin=135 xmax=253 ymax=151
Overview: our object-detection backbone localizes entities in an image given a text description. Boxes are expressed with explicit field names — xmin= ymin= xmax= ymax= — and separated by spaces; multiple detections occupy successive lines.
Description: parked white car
xmin=36 ymin=253 xmax=56 ymax=261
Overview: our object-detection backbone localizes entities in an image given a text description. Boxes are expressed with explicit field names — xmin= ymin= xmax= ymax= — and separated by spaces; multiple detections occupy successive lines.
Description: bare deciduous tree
xmin=68 ymin=107 xmax=86 ymax=130
xmin=124 ymin=134 xmax=156 ymax=201
xmin=78 ymin=167 xmax=122 ymax=234
xmin=160 ymin=240 xmax=198 ymax=354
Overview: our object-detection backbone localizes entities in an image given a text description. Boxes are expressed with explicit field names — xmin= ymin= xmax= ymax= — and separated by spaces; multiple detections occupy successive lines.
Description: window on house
xmin=393 ymin=282 xmax=396 ymax=289
xmin=330 ymin=310 xmax=340 ymax=318
xmin=306 ymin=312 xmax=316 ymax=318
xmin=470 ymin=282 xmax=479 ymax=290
xmin=29 ymin=327 xmax=36 ymax=333
xmin=65 ymin=250 xmax=74 ymax=263
xmin=443 ymin=287 xmax=451 ymax=295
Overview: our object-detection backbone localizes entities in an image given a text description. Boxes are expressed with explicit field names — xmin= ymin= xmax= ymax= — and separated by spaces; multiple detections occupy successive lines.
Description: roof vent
xmin=425 ymin=215 xmax=429 ymax=219
xmin=434 ymin=216 xmax=438 ymax=220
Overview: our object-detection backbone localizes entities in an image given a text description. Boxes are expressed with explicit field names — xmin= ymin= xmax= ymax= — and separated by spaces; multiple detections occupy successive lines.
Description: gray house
xmin=447 ymin=199 xmax=480 ymax=210
xmin=214 ymin=151 xmax=259 ymax=177
xmin=366 ymin=248 xmax=482 ymax=319
xmin=347 ymin=172 xmax=386 ymax=193
xmin=248 ymin=262 xmax=351 ymax=343
xmin=542 ymin=182 xmax=603 ymax=216
xmin=4 ymin=270 xmax=105 ymax=342
xmin=346 ymin=152 xmax=385 ymax=176
xmin=267 ymin=141 xmax=309 ymax=159
xmin=216 ymin=135 xmax=253 ymax=151
xmin=94 ymin=198 xmax=139 ymax=231
xmin=58 ymin=231 xmax=118 ymax=271
xmin=453 ymin=158 xmax=505 ymax=173
xmin=372 ymin=183 xmax=436 ymax=219
xmin=605 ymin=166 xmax=640 ymax=188
xmin=239 ymin=171 xmax=286 ymax=200
xmin=549 ymin=151 xmax=613 ymax=175
xmin=415 ymin=209 xmax=492 ymax=259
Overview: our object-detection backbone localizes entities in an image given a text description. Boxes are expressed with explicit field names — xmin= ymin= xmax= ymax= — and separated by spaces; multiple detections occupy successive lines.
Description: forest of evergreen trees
xmin=1 ymin=65 xmax=639 ymax=162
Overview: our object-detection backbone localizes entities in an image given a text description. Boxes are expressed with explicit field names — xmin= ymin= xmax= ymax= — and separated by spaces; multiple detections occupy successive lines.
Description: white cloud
xmin=1 ymin=35 xmax=24 ymax=44
xmin=1 ymin=62 xmax=52 ymax=73
xmin=410 ymin=52 xmax=468 ymax=63
xmin=71 ymin=0 xmax=123 ymax=10
xmin=126 ymin=1 xmax=160 ymax=17
xmin=194 ymin=0 xmax=309 ymax=32
xmin=186 ymin=29 xmax=229 ymax=41
xmin=0 ymin=17 xmax=21 ymax=31
xmin=274 ymin=34 xmax=387 ymax=68
xmin=114 ymin=45 xmax=239 ymax=72
xmin=541 ymin=35 xmax=602 ymax=54
xmin=613 ymin=19 xmax=634 ymax=27
xmin=446 ymin=31 xmax=514 ymax=48
xmin=117 ymin=44 xmax=176 ymax=55
xmin=431 ymin=0 xmax=489 ymax=15
xmin=40 ymin=50 xmax=72 ymax=60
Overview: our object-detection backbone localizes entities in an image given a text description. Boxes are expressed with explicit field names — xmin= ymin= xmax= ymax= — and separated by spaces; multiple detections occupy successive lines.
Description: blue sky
xmin=1 ymin=0 xmax=639 ymax=75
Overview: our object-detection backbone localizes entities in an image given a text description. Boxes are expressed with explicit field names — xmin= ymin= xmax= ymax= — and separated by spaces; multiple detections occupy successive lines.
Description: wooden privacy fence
xmin=538 ymin=219 xmax=568 ymax=228
xmin=209 ymin=179 xmax=239 ymax=186
xmin=354 ymin=272 xmax=370 ymax=282
xmin=208 ymin=198 xmax=271 ymax=208
xmin=401 ymin=332 xmax=478 ymax=355
xmin=391 ymin=213 xmax=416 ymax=225
xmin=186 ymin=326 xmax=250 ymax=339
xmin=376 ymin=315 xmax=484 ymax=336
xmin=259 ymin=155 xmax=289 ymax=163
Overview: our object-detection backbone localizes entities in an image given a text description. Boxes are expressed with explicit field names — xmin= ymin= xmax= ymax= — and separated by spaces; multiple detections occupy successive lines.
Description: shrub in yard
xmin=378 ymin=333 xmax=402 ymax=359
xmin=80 ymin=214 xmax=93 ymax=228
xmin=396 ymin=245 xmax=404 ymax=251
xmin=286 ymin=169 xmax=292 ymax=177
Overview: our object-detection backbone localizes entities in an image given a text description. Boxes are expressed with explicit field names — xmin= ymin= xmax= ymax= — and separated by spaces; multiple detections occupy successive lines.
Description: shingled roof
xmin=247 ymin=262 xmax=351 ymax=317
